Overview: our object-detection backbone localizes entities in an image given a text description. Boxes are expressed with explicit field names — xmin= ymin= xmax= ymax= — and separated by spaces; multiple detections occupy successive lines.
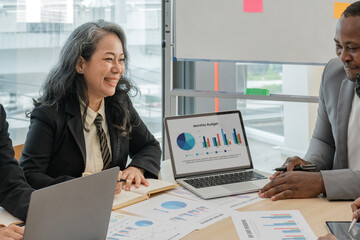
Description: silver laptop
xmin=24 ymin=167 xmax=119 ymax=240
xmin=164 ymin=110 xmax=270 ymax=199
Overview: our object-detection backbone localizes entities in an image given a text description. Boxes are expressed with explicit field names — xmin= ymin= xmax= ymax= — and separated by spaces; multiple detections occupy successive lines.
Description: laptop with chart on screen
xmin=164 ymin=110 xmax=270 ymax=199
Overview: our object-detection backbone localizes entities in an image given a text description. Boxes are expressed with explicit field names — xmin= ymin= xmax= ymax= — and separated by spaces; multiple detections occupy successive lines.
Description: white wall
xmin=282 ymin=65 xmax=323 ymax=157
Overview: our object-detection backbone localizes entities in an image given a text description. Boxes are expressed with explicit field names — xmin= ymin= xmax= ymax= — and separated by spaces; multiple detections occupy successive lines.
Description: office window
xmin=168 ymin=61 xmax=323 ymax=171
xmin=0 ymin=0 xmax=162 ymax=145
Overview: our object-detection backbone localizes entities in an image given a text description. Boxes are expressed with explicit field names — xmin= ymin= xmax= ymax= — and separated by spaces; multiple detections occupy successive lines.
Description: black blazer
xmin=0 ymin=104 xmax=33 ymax=221
xmin=20 ymin=97 xmax=161 ymax=189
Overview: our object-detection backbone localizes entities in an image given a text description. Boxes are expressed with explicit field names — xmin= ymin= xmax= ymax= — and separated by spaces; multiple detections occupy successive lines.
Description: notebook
xmin=164 ymin=110 xmax=270 ymax=199
xmin=23 ymin=167 xmax=119 ymax=240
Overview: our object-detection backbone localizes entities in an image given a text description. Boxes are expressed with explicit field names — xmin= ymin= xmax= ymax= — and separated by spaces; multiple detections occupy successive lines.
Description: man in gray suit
xmin=259 ymin=1 xmax=360 ymax=201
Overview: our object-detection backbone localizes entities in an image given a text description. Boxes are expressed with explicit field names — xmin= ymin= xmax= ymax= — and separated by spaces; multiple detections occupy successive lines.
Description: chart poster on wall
xmin=166 ymin=112 xmax=251 ymax=175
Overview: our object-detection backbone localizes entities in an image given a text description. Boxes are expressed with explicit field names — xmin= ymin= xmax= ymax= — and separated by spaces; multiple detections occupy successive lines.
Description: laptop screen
xmin=165 ymin=110 xmax=253 ymax=178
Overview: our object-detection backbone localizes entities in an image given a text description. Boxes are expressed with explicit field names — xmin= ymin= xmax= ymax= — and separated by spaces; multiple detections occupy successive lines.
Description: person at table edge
xmin=19 ymin=20 xmax=161 ymax=191
xmin=259 ymin=1 xmax=360 ymax=201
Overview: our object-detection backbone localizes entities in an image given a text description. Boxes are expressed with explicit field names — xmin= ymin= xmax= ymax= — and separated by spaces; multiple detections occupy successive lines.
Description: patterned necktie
xmin=356 ymin=72 xmax=360 ymax=98
xmin=94 ymin=114 xmax=112 ymax=170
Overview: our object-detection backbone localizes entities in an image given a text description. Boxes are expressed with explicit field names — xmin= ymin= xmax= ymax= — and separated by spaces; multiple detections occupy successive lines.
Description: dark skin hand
xmin=351 ymin=197 xmax=360 ymax=220
xmin=317 ymin=234 xmax=337 ymax=240
xmin=270 ymin=156 xmax=312 ymax=180
xmin=258 ymin=156 xmax=325 ymax=200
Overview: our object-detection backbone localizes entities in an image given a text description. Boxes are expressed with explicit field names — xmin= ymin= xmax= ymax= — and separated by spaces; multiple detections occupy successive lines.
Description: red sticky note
xmin=244 ymin=0 xmax=263 ymax=13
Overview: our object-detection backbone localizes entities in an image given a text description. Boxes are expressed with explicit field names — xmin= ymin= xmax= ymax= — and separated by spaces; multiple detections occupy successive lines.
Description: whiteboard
xmin=174 ymin=0 xmax=355 ymax=64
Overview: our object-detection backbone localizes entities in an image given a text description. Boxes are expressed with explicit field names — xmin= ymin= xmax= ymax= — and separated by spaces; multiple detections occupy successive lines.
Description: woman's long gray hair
xmin=35 ymin=20 xmax=137 ymax=137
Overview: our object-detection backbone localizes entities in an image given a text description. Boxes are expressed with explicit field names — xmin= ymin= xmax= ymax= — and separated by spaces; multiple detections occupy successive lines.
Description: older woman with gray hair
xmin=20 ymin=20 xmax=161 ymax=194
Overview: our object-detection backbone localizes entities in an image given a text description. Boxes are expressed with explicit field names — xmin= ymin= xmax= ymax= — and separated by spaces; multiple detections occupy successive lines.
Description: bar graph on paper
xmin=231 ymin=210 xmax=317 ymax=240
xmin=202 ymin=128 xmax=242 ymax=148
xmin=263 ymin=214 xmax=306 ymax=239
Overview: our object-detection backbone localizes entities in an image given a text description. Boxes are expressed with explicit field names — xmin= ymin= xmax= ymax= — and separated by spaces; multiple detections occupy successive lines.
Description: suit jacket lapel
xmin=65 ymin=100 xmax=86 ymax=164
xmin=336 ymin=79 xmax=354 ymax=168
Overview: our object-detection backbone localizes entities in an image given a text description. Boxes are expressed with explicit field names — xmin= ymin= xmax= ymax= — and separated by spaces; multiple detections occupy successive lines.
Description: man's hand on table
xmin=258 ymin=156 xmax=325 ymax=200
xmin=318 ymin=233 xmax=337 ymax=240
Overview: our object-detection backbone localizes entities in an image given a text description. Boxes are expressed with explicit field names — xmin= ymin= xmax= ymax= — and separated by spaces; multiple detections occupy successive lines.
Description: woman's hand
xmin=0 ymin=224 xmax=24 ymax=240
xmin=117 ymin=167 xmax=149 ymax=192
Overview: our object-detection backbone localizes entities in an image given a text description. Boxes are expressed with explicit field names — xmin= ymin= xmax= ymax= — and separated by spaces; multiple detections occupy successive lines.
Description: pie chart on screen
xmin=176 ymin=132 xmax=195 ymax=151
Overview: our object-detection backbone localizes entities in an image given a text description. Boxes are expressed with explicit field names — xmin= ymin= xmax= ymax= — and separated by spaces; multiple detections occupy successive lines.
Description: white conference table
xmin=157 ymin=160 xmax=352 ymax=239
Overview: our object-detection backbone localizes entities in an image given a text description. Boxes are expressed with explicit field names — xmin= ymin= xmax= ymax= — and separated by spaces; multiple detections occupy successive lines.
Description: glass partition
xmin=0 ymin=0 xmax=162 ymax=145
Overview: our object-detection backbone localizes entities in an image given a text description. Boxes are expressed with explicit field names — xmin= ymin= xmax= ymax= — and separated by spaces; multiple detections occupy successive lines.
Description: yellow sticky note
xmin=334 ymin=2 xmax=351 ymax=19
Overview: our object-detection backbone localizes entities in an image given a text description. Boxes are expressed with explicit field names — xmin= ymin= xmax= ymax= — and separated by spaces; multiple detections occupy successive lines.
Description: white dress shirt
xmin=80 ymin=100 xmax=112 ymax=173
xmin=348 ymin=91 xmax=360 ymax=170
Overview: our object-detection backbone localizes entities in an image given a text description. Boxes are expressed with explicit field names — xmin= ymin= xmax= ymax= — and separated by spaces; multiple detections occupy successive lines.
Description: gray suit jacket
xmin=304 ymin=57 xmax=360 ymax=200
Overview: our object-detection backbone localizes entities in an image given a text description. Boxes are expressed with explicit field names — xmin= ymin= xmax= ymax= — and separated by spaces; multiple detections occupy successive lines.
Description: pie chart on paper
xmin=176 ymin=133 xmax=195 ymax=151
xmin=135 ymin=220 xmax=153 ymax=227
xmin=161 ymin=201 xmax=187 ymax=210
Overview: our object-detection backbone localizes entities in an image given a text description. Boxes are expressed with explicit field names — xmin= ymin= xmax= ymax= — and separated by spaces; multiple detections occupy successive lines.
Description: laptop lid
xmin=164 ymin=110 xmax=253 ymax=179
xmin=24 ymin=167 xmax=119 ymax=240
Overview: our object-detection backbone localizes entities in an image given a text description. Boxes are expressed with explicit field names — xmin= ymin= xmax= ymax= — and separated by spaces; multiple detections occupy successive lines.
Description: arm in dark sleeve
xmin=127 ymin=105 xmax=161 ymax=179
xmin=0 ymin=163 xmax=34 ymax=221
xmin=20 ymin=106 xmax=74 ymax=189
xmin=0 ymin=105 xmax=33 ymax=221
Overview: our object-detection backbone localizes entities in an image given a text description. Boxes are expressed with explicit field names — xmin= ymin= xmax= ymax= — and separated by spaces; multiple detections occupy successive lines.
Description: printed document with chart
xmin=167 ymin=186 xmax=263 ymax=209
xmin=231 ymin=210 xmax=317 ymax=239
xmin=121 ymin=193 xmax=230 ymax=230
xmin=106 ymin=212 xmax=193 ymax=240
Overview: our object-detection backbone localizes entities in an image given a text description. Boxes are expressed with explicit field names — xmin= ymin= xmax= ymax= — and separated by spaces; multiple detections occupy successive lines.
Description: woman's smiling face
xmin=77 ymin=33 xmax=125 ymax=107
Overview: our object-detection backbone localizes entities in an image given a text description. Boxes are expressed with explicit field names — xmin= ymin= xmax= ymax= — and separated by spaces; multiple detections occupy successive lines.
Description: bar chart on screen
xmin=173 ymin=126 xmax=247 ymax=162
xmin=201 ymin=128 xmax=242 ymax=148
xmin=231 ymin=210 xmax=317 ymax=240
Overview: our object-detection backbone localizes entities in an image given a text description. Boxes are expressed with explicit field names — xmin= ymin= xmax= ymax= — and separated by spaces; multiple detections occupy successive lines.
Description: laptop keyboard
xmin=184 ymin=171 xmax=267 ymax=189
